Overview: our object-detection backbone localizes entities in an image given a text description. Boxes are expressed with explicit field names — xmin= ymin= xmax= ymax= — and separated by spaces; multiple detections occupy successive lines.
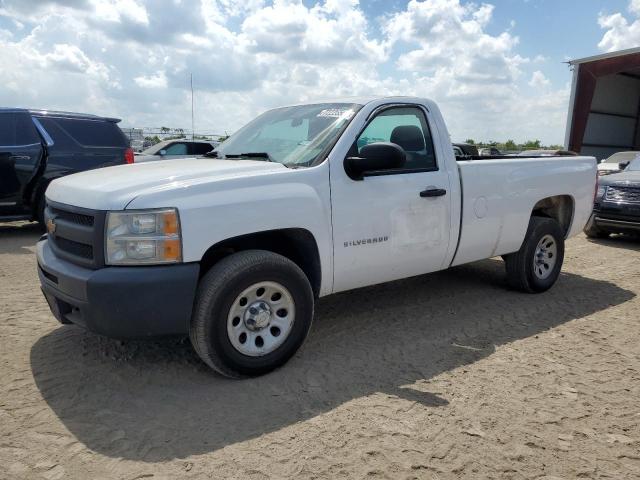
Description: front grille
xmin=55 ymin=236 xmax=94 ymax=259
xmin=605 ymin=185 xmax=640 ymax=203
xmin=46 ymin=201 xmax=105 ymax=268
xmin=49 ymin=206 xmax=95 ymax=226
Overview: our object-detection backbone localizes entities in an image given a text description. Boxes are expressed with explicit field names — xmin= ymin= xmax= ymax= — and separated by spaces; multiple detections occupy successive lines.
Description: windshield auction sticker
xmin=317 ymin=108 xmax=355 ymax=120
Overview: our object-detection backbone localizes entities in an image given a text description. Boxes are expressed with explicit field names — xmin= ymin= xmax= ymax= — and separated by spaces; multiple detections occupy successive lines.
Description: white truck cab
xmin=38 ymin=96 xmax=597 ymax=377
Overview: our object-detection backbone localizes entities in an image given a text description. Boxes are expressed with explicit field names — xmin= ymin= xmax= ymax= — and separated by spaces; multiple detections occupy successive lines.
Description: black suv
xmin=0 ymin=108 xmax=132 ymax=224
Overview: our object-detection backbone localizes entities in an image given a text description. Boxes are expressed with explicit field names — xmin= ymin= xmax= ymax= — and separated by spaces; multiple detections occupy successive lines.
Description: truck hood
xmin=46 ymin=158 xmax=287 ymax=210
xmin=599 ymin=170 xmax=640 ymax=186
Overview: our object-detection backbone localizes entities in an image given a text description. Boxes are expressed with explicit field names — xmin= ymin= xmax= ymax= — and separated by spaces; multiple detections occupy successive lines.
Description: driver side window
xmin=355 ymin=107 xmax=437 ymax=171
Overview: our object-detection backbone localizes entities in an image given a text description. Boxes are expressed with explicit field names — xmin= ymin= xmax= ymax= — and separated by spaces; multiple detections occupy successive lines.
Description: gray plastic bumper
xmin=37 ymin=238 xmax=199 ymax=338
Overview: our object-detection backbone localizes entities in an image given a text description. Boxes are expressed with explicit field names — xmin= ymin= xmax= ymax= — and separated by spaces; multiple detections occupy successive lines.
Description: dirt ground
xmin=0 ymin=222 xmax=639 ymax=480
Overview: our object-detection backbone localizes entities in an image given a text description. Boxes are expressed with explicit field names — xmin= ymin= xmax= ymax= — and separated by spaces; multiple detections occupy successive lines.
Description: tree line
xmin=463 ymin=139 xmax=564 ymax=151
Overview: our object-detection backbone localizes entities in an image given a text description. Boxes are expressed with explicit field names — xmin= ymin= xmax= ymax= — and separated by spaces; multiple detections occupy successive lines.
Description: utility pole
xmin=190 ymin=73 xmax=195 ymax=140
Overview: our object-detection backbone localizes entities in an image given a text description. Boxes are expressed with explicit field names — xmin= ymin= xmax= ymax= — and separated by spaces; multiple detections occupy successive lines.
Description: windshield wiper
xmin=224 ymin=152 xmax=274 ymax=162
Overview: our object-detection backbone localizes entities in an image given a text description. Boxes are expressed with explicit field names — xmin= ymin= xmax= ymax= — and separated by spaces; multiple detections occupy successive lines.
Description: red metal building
xmin=566 ymin=47 xmax=640 ymax=160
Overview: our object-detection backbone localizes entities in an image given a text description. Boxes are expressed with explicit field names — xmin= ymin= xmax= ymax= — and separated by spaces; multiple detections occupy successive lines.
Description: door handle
xmin=420 ymin=188 xmax=447 ymax=198
xmin=10 ymin=155 xmax=30 ymax=162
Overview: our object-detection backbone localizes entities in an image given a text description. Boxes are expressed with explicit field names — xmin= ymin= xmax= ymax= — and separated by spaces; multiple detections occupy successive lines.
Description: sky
xmin=1 ymin=0 xmax=639 ymax=145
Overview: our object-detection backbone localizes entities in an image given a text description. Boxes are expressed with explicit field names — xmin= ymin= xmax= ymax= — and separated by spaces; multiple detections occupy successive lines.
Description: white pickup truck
xmin=38 ymin=96 xmax=597 ymax=377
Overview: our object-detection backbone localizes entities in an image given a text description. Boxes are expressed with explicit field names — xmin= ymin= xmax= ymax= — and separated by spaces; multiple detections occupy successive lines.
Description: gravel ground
xmin=1 ymin=222 xmax=639 ymax=480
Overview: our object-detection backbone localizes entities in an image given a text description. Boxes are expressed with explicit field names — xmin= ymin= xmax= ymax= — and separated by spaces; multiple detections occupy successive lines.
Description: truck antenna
xmin=190 ymin=73 xmax=195 ymax=140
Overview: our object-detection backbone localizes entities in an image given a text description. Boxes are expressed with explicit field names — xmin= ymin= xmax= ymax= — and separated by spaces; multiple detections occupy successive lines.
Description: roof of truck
xmin=285 ymin=96 xmax=432 ymax=107
xmin=0 ymin=107 xmax=121 ymax=123
xmin=568 ymin=47 xmax=640 ymax=65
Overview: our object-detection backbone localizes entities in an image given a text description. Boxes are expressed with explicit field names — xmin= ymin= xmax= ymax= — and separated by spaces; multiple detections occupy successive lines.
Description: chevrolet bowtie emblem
xmin=46 ymin=218 xmax=56 ymax=235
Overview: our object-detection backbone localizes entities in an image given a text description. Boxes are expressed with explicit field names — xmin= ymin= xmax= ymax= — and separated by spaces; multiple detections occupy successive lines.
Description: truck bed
xmin=451 ymin=156 xmax=597 ymax=267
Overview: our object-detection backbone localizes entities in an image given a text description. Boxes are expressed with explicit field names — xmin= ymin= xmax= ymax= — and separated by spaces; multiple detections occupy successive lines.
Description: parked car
xmin=134 ymin=139 xmax=218 ymax=163
xmin=585 ymin=156 xmax=640 ymax=238
xmin=38 ymin=96 xmax=597 ymax=377
xmin=518 ymin=149 xmax=578 ymax=157
xmin=0 ymin=108 xmax=132 ymax=224
xmin=597 ymin=151 xmax=639 ymax=176
xmin=453 ymin=142 xmax=479 ymax=159
xmin=479 ymin=146 xmax=502 ymax=156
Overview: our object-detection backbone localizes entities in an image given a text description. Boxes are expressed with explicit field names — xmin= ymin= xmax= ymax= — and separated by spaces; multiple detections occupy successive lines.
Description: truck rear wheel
xmin=190 ymin=250 xmax=314 ymax=378
xmin=504 ymin=217 xmax=565 ymax=293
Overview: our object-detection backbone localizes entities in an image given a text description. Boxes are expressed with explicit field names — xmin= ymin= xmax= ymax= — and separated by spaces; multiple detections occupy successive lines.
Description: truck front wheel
xmin=190 ymin=250 xmax=314 ymax=378
xmin=504 ymin=217 xmax=565 ymax=293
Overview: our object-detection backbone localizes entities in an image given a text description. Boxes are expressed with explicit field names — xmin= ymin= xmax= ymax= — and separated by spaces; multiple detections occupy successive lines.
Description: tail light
xmin=124 ymin=147 xmax=134 ymax=164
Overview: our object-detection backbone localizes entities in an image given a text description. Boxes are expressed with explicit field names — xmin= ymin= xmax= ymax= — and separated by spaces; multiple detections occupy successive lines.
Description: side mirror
xmin=158 ymin=149 xmax=167 ymax=156
xmin=620 ymin=161 xmax=630 ymax=169
xmin=344 ymin=142 xmax=406 ymax=181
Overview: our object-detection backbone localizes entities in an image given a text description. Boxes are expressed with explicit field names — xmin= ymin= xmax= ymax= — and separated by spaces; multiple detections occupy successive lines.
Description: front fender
xmin=126 ymin=163 xmax=334 ymax=295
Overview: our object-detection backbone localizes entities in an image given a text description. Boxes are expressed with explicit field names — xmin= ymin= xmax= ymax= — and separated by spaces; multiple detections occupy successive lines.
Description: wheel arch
xmin=531 ymin=194 xmax=575 ymax=238
xmin=199 ymin=228 xmax=322 ymax=297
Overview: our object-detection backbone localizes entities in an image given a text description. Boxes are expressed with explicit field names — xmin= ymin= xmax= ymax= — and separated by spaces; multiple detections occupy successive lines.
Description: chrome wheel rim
xmin=533 ymin=234 xmax=557 ymax=280
xmin=227 ymin=281 xmax=295 ymax=357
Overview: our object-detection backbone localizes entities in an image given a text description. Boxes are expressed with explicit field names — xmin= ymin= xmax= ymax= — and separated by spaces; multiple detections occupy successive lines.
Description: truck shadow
xmin=30 ymin=258 xmax=634 ymax=462
xmin=586 ymin=234 xmax=640 ymax=251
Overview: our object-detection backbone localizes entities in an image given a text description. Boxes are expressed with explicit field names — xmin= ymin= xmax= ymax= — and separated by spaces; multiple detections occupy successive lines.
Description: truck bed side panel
xmin=452 ymin=157 xmax=596 ymax=267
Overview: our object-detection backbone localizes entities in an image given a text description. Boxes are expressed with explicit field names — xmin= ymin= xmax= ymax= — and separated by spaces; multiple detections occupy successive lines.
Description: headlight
xmin=105 ymin=208 xmax=182 ymax=265
xmin=596 ymin=184 xmax=607 ymax=199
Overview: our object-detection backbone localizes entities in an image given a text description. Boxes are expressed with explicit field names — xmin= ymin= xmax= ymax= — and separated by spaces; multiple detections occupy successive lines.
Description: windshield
xmin=215 ymin=103 xmax=361 ymax=167
xmin=628 ymin=157 xmax=640 ymax=171
xmin=139 ymin=141 xmax=170 ymax=155
xmin=604 ymin=151 xmax=638 ymax=164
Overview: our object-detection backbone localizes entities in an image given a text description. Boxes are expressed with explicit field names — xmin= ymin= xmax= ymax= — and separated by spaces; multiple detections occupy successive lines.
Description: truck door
xmin=330 ymin=105 xmax=452 ymax=293
xmin=0 ymin=113 xmax=43 ymax=216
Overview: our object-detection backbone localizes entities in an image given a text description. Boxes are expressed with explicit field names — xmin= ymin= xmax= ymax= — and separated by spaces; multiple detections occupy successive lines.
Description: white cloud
xmin=384 ymin=0 xmax=523 ymax=91
xmin=598 ymin=0 xmax=640 ymax=52
xmin=529 ymin=70 xmax=550 ymax=88
xmin=91 ymin=0 xmax=149 ymax=25
xmin=0 ymin=0 xmax=571 ymax=143
xmin=134 ymin=73 xmax=167 ymax=88
xmin=239 ymin=0 xmax=384 ymax=62
xmin=377 ymin=0 xmax=566 ymax=142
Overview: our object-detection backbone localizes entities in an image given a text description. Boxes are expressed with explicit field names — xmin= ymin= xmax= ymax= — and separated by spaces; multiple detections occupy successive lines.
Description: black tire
xmin=35 ymin=194 xmax=47 ymax=230
xmin=190 ymin=250 xmax=314 ymax=378
xmin=504 ymin=217 xmax=565 ymax=293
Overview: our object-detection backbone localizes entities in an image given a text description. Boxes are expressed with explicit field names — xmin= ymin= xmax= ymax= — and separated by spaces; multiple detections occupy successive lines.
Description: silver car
xmin=597 ymin=151 xmax=640 ymax=176
xmin=134 ymin=139 xmax=219 ymax=163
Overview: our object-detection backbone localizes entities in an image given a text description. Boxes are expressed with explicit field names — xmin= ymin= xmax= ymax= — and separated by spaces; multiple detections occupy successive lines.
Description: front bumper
xmin=594 ymin=216 xmax=640 ymax=231
xmin=591 ymin=201 xmax=640 ymax=233
xmin=37 ymin=238 xmax=199 ymax=338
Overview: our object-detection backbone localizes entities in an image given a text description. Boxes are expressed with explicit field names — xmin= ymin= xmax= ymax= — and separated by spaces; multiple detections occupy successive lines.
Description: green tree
xmin=504 ymin=139 xmax=517 ymax=150
xmin=523 ymin=139 xmax=541 ymax=149
xmin=464 ymin=139 xmax=475 ymax=145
